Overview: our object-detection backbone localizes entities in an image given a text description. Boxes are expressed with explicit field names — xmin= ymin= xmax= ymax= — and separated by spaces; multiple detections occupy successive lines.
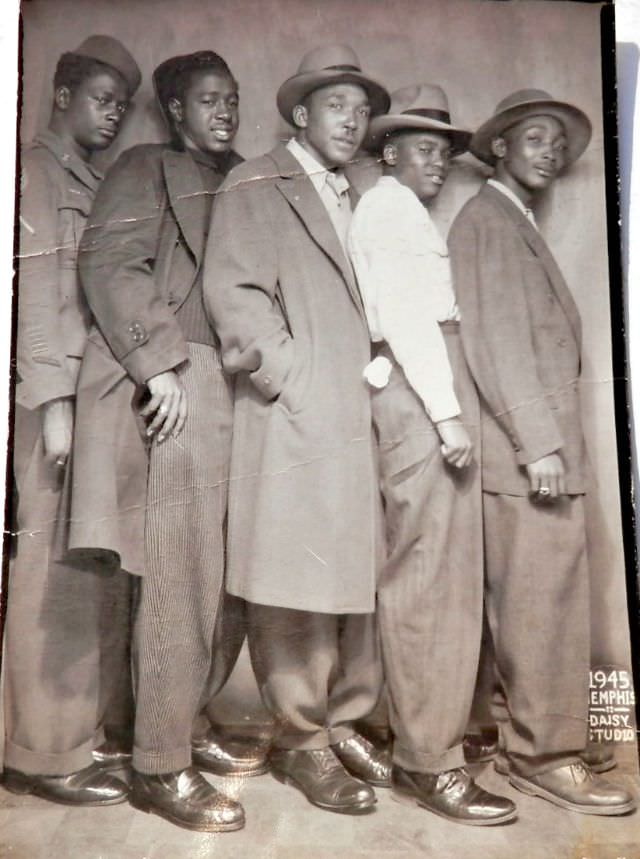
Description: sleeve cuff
xmin=249 ymin=338 xmax=295 ymax=401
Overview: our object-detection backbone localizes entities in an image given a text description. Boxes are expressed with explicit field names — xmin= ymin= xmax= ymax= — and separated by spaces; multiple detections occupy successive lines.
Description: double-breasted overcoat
xmin=204 ymin=143 xmax=378 ymax=614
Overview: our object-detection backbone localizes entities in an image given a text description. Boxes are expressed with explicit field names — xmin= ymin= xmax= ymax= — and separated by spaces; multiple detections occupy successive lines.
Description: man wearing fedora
xmin=348 ymin=83 xmax=516 ymax=826
xmin=4 ymin=36 xmax=140 ymax=806
xmin=448 ymin=90 xmax=635 ymax=815
xmin=71 ymin=50 xmax=266 ymax=832
xmin=204 ymin=45 xmax=392 ymax=814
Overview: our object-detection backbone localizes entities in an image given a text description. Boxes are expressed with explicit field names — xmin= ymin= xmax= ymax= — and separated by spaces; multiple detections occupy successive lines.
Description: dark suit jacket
xmin=68 ymin=143 xmax=241 ymax=574
xmin=448 ymin=183 xmax=587 ymax=496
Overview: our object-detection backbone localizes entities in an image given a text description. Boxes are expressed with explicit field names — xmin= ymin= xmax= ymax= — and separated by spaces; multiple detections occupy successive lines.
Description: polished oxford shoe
xmin=92 ymin=739 xmax=133 ymax=770
xmin=332 ymin=734 xmax=392 ymax=787
xmin=270 ymin=747 xmax=376 ymax=814
xmin=392 ymin=765 xmax=517 ymax=826
xmin=463 ymin=729 xmax=500 ymax=764
xmin=3 ymin=762 xmax=128 ymax=806
xmin=509 ymin=762 xmax=636 ymax=815
xmin=191 ymin=729 xmax=269 ymax=777
xmin=129 ymin=767 xmax=244 ymax=832
xmin=580 ymin=744 xmax=617 ymax=774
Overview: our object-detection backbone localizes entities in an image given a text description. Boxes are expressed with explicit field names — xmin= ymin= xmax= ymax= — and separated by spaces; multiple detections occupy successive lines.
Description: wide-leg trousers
xmin=4 ymin=403 xmax=131 ymax=776
xmin=247 ymin=603 xmax=383 ymax=750
xmin=372 ymin=324 xmax=484 ymax=774
xmin=132 ymin=343 xmax=245 ymax=775
xmin=483 ymin=491 xmax=590 ymax=776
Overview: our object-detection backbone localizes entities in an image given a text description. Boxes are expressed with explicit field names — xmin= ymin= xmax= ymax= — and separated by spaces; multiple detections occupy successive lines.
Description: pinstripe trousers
xmin=132 ymin=343 xmax=245 ymax=775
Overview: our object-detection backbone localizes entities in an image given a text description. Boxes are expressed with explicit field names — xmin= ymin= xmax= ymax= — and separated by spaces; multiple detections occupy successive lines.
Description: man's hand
xmin=436 ymin=417 xmax=474 ymax=468
xmin=141 ymin=370 xmax=187 ymax=443
xmin=526 ymin=452 xmax=566 ymax=500
xmin=42 ymin=398 xmax=73 ymax=467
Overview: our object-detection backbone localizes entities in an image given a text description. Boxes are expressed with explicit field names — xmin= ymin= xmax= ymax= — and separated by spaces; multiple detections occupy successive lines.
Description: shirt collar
xmin=286 ymin=137 xmax=349 ymax=195
xmin=34 ymin=129 xmax=103 ymax=189
xmin=487 ymin=178 xmax=537 ymax=226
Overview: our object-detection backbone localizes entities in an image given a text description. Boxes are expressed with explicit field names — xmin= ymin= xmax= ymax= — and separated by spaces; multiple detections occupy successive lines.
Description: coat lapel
xmin=482 ymin=184 xmax=582 ymax=349
xmin=162 ymin=149 xmax=208 ymax=266
xmin=269 ymin=144 xmax=364 ymax=315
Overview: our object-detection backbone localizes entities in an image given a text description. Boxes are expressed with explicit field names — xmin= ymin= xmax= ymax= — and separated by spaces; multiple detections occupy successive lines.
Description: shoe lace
xmin=313 ymin=748 xmax=344 ymax=775
xmin=436 ymin=768 xmax=472 ymax=797
xmin=569 ymin=762 xmax=592 ymax=785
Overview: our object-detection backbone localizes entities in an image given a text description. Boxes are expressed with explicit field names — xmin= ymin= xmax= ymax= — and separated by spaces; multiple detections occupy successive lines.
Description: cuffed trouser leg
xmin=4 ymin=404 xmax=129 ymax=776
xmin=132 ymin=344 xmax=242 ymax=774
xmin=247 ymin=603 xmax=381 ymax=750
xmin=483 ymin=491 xmax=590 ymax=777
xmin=372 ymin=327 xmax=484 ymax=774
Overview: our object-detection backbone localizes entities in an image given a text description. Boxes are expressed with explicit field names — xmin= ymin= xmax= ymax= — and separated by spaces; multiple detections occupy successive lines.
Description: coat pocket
xmin=275 ymin=337 xmax=312 ymax=416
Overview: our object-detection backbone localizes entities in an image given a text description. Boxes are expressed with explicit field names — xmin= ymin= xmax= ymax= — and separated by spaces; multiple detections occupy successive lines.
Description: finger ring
xmin=538 ymin=486 xmax=550 ymax=497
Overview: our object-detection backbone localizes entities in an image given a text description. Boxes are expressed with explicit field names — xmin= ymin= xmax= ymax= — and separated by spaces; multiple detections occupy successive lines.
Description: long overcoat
xmin=448 ymin=183 xmax=587 ymax=496
xmin=68 ymin=143 xmax=241 ymax=575
xmin=204 ymin=143 xmax=378 ymax=614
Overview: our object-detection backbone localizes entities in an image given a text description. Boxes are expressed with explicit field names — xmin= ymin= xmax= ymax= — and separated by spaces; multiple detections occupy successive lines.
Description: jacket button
xmin=263 ymin=376 xmax=272 ymax=386
xmin=557 ymin=338 xmax=567 ymax=347
xmin=128 ymin=321 xmax=146 ymax=343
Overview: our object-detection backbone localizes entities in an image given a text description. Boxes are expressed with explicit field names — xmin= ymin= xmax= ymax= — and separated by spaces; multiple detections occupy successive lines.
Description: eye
xmin=228 ymin=98 xmax=239 ymax=108
xmin=357 ymin=106 xmax=370 ymax=118
xmin=328 ymin=101 xmax=343 ymax=110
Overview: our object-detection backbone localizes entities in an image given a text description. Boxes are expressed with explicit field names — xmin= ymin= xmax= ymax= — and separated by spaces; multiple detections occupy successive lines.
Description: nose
xmin=215 ymin=100 xmax=232 ymax=120
xmin=343 ymin=110 xmax=358 ymax=130
xmin=105 ymin=106 xmax=120 ymax=125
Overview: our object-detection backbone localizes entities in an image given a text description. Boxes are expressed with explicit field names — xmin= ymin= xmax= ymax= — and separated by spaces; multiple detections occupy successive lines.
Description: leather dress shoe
xmin=392 ymin=765 xmax=517 ymax=826
xmin=3 ymin=762 xmax=128 ymax=806
xmin=332 ymin=734 xmax=392 ymax=787
xmin=580 ymin=743 xmax=617 ymax=774
xmin=92 ymin=739 xmax=133 ymax=770
xmin=191 ymin=729 xmax=269 ymax=777
xmin=509 ymin=762 xmax=636 ymax=815
xmin=463 ymin=729 xmax=500 ymax=764
xmin=129 ymin=767 xmax=244 ymax=832
xmin=270 ymin=747 xmax=376 ymax=814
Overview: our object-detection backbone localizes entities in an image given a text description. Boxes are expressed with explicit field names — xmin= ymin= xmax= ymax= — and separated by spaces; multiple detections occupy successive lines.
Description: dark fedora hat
xmin=276 ymin=44 xmax=390 ymax=124
xmin=365 ymin=83 xmax=470 ymax=155
xmin=471 ymin=89 xmax=592 ymax=166
xmin=72 ymin=35 xmax=141 ymax=95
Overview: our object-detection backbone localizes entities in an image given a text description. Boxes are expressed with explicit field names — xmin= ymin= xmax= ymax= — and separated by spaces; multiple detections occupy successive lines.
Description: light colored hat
xmin=277 ymin=44 xmax=390 ymax=124
xmin=72 ymin=35 xmax=141 ymax=95
xmin=471 ymin=89 xmax=591 ymax=165
xmin=365 ymin=83 xmax=470 ymax=154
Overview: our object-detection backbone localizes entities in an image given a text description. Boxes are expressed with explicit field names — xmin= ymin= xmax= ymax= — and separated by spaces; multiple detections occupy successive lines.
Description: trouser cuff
xmin=393 ymin=741 xmax=465 ymax=774
xmin=328 ymin=725 xmax=357 ymax=745
xmin=509 ymin=751 xmax=582 ymax=778
xmin=132 ymin=743 xmax=192 ymax=775
xmin=4 ymin=729 xmax=103 ymax=776
xmin=273 ymin=729 xmax=332 ymax=751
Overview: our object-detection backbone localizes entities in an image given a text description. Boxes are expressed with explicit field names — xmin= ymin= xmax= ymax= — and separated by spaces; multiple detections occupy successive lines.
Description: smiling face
xmin=293 ymin=82 xmax=371 ymax=168
xmin=492 ymin=114 xmax=568 ymax=203
xmin=169 ymin=69 xmax=239 ymax=155
xmin=383 ymin=129 xmax=452 ymax=203
xmin=56 ymin=69 xmax=130 ymax=158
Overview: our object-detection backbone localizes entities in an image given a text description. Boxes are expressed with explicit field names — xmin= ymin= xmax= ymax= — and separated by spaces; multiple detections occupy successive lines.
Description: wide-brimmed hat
xmin=277 ymin=44 xmax=390 ymax=124
xmin=365 ymin=83 xmax=470 ymax=155
xmin=72 ymin=35 xmax=141 ymax=96
xmin=471 ymin=89 xmax=592 ymax=165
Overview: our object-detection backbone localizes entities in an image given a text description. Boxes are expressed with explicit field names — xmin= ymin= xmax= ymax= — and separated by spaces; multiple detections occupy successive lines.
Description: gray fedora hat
xmin=277 ymin=44 xmax=390 ymax=124
xmin=365 ymin=83 xmax=471 ymax=154
xmin=471 ymin=89 xmax=592 ymax=166
xmin=72 ymin=35 xmax=141 ymax=96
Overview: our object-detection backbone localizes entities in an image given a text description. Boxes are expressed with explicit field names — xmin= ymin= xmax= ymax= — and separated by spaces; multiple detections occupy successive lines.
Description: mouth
xmin=211 ymin=127 xmax=234 ymax=142
xmin=333 ymin=137 xmax=356 ymax=149
xmin=98 ymin=127 xmax=117 ymax=139
xmin=425 ymin=173 xmax=444 ymax=185
xmin=534 ymin=165 xmax=556 ymax=178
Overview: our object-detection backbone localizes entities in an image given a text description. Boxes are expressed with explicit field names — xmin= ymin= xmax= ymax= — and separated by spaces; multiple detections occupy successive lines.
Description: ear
xmin=382 ymin=142 xmax=397 ymax=166
xmin=292 ymin=103 xmax=308 ymax=130
xmin=167 ymin=97 xmax=183 ymax=124
xmin=54 ymin=86 xmax=71 ymax=111
xmin=491 ymin=136 xmax=507 ymax=159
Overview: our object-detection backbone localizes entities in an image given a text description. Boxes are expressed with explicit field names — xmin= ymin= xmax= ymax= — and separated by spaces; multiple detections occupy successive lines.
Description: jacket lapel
xmin=269 ymin=144 xmax=364 ymax=315
xmin=162 ymin=149 xmax=208 ymax=266
xmin=482 ymin=184 xmax=582 ymax=349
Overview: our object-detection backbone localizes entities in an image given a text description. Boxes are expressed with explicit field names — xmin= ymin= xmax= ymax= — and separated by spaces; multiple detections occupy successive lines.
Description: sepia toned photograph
xmin=0 ymin=0 xmax=638 ymax=856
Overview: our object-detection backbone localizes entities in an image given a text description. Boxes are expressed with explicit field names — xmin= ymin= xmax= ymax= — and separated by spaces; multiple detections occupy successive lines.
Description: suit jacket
xmin=448 ymin=183 xmax=587 ymax=496
xmin=67 ymin=143 xmax=241 ymax=575
xmin=204 ymin=143 xmax=378 ymax=613
xmin=16 ymin=130 xmax=101 ymax=410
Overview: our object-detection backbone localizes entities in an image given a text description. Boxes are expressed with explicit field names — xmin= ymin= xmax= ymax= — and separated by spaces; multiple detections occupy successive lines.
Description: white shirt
xmin=487 ymin=178 xmax=538 ymax=228
xmin=286 ymin=137 xmax=351 ymax=248
xmin=348 ymin=175 xmax=461 ymax=423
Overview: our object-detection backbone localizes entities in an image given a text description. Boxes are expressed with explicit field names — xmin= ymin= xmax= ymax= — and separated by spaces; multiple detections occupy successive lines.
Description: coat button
xmin=128 ymin=320 xmax=146 ymax=343
xmin=557 ymin=338 xmax=567 ymax=347
xmin=263 ymin=376 xmax=272 ymax=386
